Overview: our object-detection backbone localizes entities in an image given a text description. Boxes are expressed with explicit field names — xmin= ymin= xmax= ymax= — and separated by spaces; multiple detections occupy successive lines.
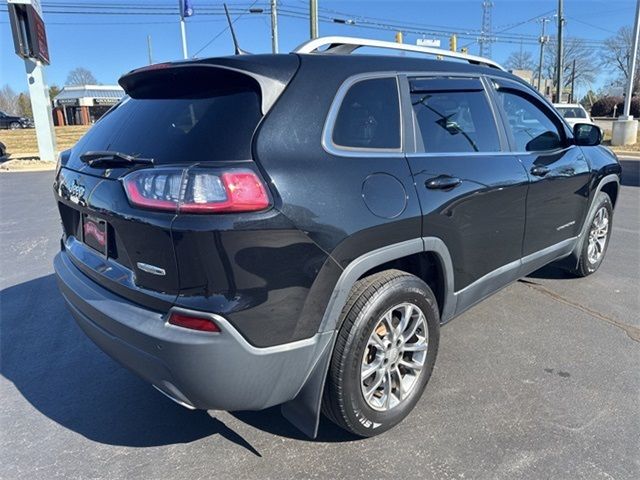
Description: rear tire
xmin=322 ymin=270 xmax=440 ymax=437
xmin=571 ymin=192 xmax=613 ymax=277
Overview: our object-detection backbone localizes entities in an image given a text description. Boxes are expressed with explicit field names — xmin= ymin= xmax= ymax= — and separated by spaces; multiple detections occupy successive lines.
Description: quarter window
xmin=495 ymin=89 xmax=564 ymax=152
xmin=332 ymin=77 xmax=401 ymax=150
xmin=411 ymin=90 xmax=501 ymax=153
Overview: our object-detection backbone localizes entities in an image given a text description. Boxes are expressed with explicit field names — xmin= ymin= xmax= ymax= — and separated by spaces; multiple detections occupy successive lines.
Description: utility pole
xmin=570 ymin=59 xmax=576 ymax=103
xmin=178 ymin=0 xmax=188 ymax=59
xmin=537 ymin=17 xmax=549 ymax=91
xmin=555 ymin=0 xmax=564 ymax=103
xmin=310 ymin=0 xmax=318 ymax=39
xmin=623 ymin=0 xmax=640 ymax=118
xmin=147 ymin=35 xmax=153 ymax=64
xmin=270 ymin=0 xmax=279 ymax=53
xmin=612 ymin=0 xmax=640 ymax=145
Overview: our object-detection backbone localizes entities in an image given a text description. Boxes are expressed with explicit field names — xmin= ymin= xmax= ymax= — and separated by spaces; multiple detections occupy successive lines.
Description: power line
xmin=0 ymin=1 xmax=610 ymax=50
xmin=191 ymin=0 xmax=262 ymax=58
xmin=565 ymin=16 xmax=617 ymax=35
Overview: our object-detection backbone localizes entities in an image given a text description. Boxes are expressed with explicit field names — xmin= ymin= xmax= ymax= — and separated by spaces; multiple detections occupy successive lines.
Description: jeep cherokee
xmin=53 ymin=36 xmax=621 ymax=438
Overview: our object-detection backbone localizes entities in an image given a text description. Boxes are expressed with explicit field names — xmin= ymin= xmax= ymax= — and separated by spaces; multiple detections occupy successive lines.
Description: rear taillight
xmin=168 ymin=312 xmax=221 ymax=333
xmin=122 ymin=167 xmax=270 ymax=213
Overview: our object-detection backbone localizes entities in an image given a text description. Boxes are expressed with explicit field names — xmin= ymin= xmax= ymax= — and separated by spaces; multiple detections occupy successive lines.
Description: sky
xmin=0 ymin=0 xmax=637 ymax=98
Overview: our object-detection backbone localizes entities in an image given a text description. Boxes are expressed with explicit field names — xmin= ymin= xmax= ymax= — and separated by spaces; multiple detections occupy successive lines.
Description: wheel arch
xmin=281 ymin=236 xmax=456 ymax=438
xmin=566 ymin=173 xmax=620 ymax=266
xmin=600 ymin=180 xmax=619 ymax=208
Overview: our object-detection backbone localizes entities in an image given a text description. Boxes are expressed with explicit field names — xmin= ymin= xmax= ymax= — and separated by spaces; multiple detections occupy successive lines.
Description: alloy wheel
xmin=360 ymin=302 xmax=428 ymax=411
xmin=587 ymin=206 xmax=609 ymax=264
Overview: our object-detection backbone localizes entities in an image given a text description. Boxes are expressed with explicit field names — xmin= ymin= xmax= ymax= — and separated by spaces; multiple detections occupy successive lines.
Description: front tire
xmin=9 ymin=122 xmax=21 ymax=130
xmin=571 ymin=192 xmax=613 ymax=277
xmin=322 ymin=270 xmax=440 ymax=437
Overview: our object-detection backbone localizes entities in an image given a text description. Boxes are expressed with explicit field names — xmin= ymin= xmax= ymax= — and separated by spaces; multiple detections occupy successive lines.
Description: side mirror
xmin=573 ymin=123 xmax=602 ymax=146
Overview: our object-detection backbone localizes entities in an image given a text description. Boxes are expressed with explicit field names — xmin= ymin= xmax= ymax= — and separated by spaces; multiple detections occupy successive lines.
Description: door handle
xmin=425 ymin=175 xmax=462 ymax=190
xmin=530 ymin=166 xmax=550 ymax=177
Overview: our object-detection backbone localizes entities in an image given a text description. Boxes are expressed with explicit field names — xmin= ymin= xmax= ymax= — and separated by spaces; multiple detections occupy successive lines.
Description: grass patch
xmin=0 ymin=125 xmax=90 ymax=157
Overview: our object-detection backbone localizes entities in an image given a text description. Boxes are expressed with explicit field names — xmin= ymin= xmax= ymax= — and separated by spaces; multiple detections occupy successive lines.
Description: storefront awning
xmin=54 ymin=85 xmax=125 ymax=107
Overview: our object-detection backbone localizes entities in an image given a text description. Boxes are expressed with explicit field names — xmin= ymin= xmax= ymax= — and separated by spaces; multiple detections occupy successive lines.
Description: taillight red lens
xmin=122 ymin=167 xmax=270 ymax=214
xmin=168 ymin=312 xmax=220 ymax=332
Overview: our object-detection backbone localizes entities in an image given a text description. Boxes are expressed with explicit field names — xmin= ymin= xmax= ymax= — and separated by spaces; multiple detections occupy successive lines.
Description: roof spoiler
xmin=119 ymin=62 xmax=288 ymax=114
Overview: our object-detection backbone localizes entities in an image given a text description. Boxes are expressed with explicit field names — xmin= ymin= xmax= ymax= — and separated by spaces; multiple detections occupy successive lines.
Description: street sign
xmin=7 ymin=0 xmax=50 ymax=65
xmin=6 ymin=0 xmax=56 ymax=162
xmin=416 ymin=38 xmax=441 ymax=48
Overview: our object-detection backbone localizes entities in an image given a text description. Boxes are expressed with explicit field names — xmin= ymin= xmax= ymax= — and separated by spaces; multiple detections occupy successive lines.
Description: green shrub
xmin=590 ymin=96 xmax=623 ymax=117
xmin=615 ymin=97 xmax=640 ymax=117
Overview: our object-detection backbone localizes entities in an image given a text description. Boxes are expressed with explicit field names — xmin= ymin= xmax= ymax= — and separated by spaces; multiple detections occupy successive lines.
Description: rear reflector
xmin=122 ymin=167 xmax=270 ymax=214
xmin=168 ymin=312 xmax=220 ymax=333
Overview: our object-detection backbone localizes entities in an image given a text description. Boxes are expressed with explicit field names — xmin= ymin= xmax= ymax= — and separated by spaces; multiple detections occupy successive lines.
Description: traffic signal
xmin=395 ymin=31 xmax=403 ymax=44
xmin=449 ymin=34 xmax=457 ymax=52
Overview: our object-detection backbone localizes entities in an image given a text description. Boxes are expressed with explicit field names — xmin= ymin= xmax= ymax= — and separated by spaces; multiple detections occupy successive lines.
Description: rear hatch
xmin=55 ymin=57 xmax=299 ymax=312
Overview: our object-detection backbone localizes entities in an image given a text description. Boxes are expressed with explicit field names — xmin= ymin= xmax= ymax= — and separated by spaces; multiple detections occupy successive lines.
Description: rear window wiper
xmin=80 ymin=151 xmax=154 ymax=168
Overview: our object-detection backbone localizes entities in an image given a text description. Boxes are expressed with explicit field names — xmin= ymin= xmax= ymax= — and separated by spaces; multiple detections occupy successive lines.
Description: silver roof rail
xmin=293 ymin=36 xmax=505 ymax=71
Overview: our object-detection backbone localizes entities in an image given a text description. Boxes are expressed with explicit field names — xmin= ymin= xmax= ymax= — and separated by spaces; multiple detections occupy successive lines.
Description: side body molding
xmin=282 ymin=237 xmax=457 ymax=438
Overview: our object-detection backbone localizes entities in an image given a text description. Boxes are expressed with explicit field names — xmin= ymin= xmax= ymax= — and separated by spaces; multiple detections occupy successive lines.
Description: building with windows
xmin=53 ymin=85 xmax=124 ymax=125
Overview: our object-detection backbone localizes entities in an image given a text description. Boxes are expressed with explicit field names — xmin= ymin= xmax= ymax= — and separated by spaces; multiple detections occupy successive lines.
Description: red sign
xmin=8 ymin=0 xmax=50 ymax=65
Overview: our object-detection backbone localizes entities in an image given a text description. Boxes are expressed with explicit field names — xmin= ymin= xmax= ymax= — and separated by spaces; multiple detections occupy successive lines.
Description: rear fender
xmin=281 ymin=237 xmax=456 ymax=438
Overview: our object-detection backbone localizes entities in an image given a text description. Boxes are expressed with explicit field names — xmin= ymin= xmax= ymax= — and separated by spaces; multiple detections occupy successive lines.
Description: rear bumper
xmin=54 ymin=251 xmax=332 ymax=411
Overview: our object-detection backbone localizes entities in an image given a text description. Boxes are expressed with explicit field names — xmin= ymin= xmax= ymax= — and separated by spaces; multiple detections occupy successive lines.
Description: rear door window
xmin=409 ymin=77 xmax=501 ymax=153
xmin=331 ymin=77 xmax=401 ymax=150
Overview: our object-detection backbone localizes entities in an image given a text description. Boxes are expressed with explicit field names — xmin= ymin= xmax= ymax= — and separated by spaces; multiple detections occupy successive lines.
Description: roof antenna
xmin=224 ymin=3 xmax=249 ymax=55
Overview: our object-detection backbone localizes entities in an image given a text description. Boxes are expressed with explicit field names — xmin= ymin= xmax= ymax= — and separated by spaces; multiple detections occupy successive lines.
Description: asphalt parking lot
xmin=1 ymin=161 xmax=638 ymax=480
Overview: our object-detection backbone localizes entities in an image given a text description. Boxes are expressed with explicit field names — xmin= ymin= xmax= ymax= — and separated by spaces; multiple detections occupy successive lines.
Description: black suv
xmin=0 ymin=110 xmax=33 ymax=129
xmin=53 ymin=37 xmax=621 ymax=438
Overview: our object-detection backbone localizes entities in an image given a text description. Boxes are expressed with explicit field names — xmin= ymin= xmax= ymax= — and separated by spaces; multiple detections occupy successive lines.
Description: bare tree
xmin=504 ymin=50 xmax=536 ymax=71
xmin=65 ymin=67 xmax=98 ymax=86
xmin=0 ymin=85 xmax=19 ymax=114
xmin=601 ymin=26 xmax=640 ymax=93
xmin=544 ymin=37 xmax=598 ymax=89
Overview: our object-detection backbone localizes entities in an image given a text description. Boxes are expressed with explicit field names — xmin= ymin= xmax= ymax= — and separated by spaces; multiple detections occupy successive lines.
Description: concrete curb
xmin=0 ymin=159 xmax=56 ymax=172
xmin=610 ymin=151 xmax=640 ymax=158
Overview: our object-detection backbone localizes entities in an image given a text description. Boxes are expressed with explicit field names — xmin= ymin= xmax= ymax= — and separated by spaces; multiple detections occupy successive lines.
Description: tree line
xmin=0 ymin=67 xmax=98 ymax=117
xmin=504 ymin=26 xmax=639 ymax=101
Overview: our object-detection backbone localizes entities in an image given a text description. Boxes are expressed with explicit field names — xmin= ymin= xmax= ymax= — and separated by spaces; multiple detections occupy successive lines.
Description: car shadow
xmin=231 ymin=409 xmax=359 ymax=443
xmin=0 ymin=275 xmax=262 ymax=453
xmin=620 ymin=159 xmax=639 ymax=187
xmin=0 ymin=274 xmax=357 ymax=452
xmin=524 ymin=263 xmax=574 ymax=280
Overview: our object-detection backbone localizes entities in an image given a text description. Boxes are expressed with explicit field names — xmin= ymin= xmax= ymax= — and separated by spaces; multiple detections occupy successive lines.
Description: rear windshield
xmin=72 ymin=72 xmax=262 ymax=164
xmin=556 ymin=107 xmax=587 ymax=119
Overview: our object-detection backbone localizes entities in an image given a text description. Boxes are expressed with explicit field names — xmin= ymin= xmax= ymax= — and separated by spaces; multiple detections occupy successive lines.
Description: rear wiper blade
xmin=80 ymin=151 xmax=154 ymax=167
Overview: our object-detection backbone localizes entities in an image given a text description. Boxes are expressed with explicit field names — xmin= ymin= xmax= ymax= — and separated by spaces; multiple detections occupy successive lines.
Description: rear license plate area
xmin=82 ymin=214 xmax=108 ymax=256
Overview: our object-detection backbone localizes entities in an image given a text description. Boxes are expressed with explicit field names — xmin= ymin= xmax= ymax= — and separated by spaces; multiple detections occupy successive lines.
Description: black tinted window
xmin=557 ymin=107 xmax=587 ymax=118
xmin=332 ymin=77 xmax=400 ymax=149
xmin=73 ymin=83 xmax=261 ymax=164
xmin=496 ymin=89 xmax=563 ymax=152
xmin=411 ymin=90 xmax=500 ymax=153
